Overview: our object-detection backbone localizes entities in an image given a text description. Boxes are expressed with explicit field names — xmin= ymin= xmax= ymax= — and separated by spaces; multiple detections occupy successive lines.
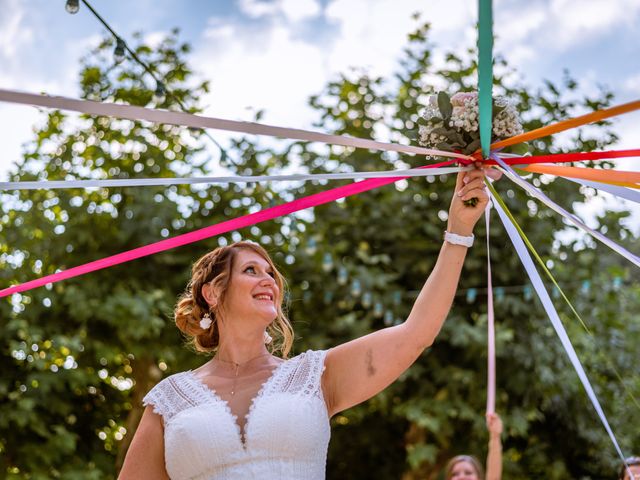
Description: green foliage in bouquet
xmin=417 ymin=91 xmax=529 ymax=157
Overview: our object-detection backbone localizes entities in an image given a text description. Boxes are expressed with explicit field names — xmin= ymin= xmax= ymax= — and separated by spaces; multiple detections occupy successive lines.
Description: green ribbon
xmin=478 ymin=0 xmax=493 ymax=159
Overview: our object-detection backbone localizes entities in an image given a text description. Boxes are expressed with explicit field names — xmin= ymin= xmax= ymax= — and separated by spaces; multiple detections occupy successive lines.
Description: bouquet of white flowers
xmin=418 ymin=91 xmax=525 ymax=156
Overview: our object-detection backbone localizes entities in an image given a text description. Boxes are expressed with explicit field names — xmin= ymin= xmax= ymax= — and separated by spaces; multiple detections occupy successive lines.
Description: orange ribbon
xmin=472 ymin=99 xmax=640 ymax=157
xmin=521 ymin=164 xmax=640 ymax=189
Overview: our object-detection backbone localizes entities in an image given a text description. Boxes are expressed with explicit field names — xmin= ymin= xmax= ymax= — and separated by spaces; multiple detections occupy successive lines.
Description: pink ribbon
xmin=1 ymin=161 xmax=455 ymax=297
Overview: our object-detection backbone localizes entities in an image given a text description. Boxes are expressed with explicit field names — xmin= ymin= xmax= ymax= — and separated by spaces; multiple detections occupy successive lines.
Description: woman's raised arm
xmin=322 ymin=165 xmax=495 ymax=416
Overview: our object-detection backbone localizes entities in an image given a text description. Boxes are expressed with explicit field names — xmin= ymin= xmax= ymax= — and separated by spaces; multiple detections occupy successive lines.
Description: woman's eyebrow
xmin=240 ymin=260 xmax=269 ymax=269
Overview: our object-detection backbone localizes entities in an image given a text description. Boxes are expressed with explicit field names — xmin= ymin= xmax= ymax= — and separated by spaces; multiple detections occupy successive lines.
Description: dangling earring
xmin=263 ymin=331 xmax=273 ymax=345
xmin=200 ymin=312 xmax=213 ymax=329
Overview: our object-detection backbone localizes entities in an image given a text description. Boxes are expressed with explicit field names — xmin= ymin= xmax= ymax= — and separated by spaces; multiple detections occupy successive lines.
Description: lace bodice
xmin=143 ymin=349 xmax=330 ymax=480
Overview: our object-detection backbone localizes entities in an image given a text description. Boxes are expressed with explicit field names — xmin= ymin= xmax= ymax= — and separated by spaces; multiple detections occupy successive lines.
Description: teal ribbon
xmin=478 ymin=0 xmax=493 ymax=159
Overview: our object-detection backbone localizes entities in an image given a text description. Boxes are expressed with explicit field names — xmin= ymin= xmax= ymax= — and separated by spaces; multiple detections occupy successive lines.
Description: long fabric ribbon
xmin=489 ymin=188 xmax=631 ymax=470
xmin=0 ymin=161 xmax=456 ymax=297
xmin=477 ymin=0 xmax=493 ymax=159
xmin=0 ymin=167 xmax=466 ymax=191
xmin=521 ymin=164 xmax=640 ymax=188
xmin=564 ymin=177 xmax=640 ymax=204
xmin=485 ymin=201 xmax=496 ymax=414
xmin=487 ymin=179 xmax=591 ymax=333
xmin=495 ymin=157 xmax=640 ymax=268
xmin=487 ymin=99 xmax=640 ymax=152
xmin=489 ymin=182 xmax=640 ymax=414
xmin=0 ymin=89 xmax=474 ymax=162
xmin=485 ymin=149 xmax=640 ymax=166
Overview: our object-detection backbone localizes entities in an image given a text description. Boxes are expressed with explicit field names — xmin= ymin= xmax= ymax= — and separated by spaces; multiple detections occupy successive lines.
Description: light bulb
xmin=65 ymin=0 xmax=80 ymax=14
xmin=350 ymin=279 xmax=362 ymax=297
xmin=337 ymin=267 xmax=348 ymax=286
xmin=466 ymin=288 xmax=477 ymax=303
xmin=383 ymin=310 xmax=394 ymax=326
xmin=305 ymin=238 xmax=317 ymax=255
xmin=321 ymin=253 xmax=333 ymax=272
xmin=114 ymin=39 xmax=126 ymax=64
xmin=153 ymin=83 xmax=166 ymax=104
xmin=392 ymin=291 xmax=402 ymax=305
xmin=361 ymin=292 xmax=372 ymax=308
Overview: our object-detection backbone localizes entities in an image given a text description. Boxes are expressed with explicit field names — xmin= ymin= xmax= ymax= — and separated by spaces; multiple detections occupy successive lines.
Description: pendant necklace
xmin=214 ymin=352 xmax=272 ymax=396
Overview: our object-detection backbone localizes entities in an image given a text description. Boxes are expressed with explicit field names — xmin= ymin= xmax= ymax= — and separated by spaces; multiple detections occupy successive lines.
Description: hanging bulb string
xmin=68 ymin=0 xmax=239 ymax=165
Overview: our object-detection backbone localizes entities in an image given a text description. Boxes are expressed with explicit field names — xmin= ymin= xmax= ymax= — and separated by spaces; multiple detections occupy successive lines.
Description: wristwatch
xmin=444 ymin=231 xmax=475 ymax=247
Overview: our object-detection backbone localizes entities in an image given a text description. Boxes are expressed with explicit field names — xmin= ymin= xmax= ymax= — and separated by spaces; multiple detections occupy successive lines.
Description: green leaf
xmin=463 ymin=138 xmax=482 ymax=154
xmin=437 ymin=91 xmax=453 ymax=120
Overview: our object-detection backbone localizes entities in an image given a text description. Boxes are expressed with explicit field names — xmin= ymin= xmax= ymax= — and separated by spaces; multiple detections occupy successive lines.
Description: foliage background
xmin=0 ymin=19 xmax=638 ymax=480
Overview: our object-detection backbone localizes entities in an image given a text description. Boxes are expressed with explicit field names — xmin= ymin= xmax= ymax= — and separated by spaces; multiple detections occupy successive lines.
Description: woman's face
xmin=624 ymin=465 xmax=640 ymax=480
xmin=221 ymin=249 xmax=279 ymax=324
xmin=450 ymin=460 xmax=480 ymax=480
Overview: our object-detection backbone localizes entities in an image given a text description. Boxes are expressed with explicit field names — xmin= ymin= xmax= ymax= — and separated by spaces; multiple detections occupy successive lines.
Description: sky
xmin=0 ymin=0 xmax=639 ymax=232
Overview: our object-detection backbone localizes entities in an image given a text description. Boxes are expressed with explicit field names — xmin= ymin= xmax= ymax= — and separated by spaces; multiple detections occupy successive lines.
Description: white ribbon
xmin=0 ymin=166 xmax=466 ymax=191
xmin=490 ymin=189 xmax=631 ymax=470
xmin=0 ymin=88 xmax=474 ymax=161
xmin=564 ymin=177 xmax=640 ymax=204
xmin=495 ymin=157 xmax=640 ymax=268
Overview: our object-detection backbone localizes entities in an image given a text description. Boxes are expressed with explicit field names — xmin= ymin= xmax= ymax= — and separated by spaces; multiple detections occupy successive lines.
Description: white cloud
xmin=280 ymin=0 xmax=321 ymax=22
xmin=194 ymin=20 xmax=327 ymax=128
xmin=623 ymin=73 xmax=640 ymax=94
xmin=144 ymin=31 xmax=170 ymax=50
xmin=238 ymin=0 xmax=280 ymax=19
xmin=494 ymin=0 xmax=640 ymax=60
xmin=238 ymin=0 xmax=321 ymax=22
xmin=0 ymin=0 xmax=34 ymax=61
xmin=325 ymin=0 xmax=475 ymax=77
xmin=0 ymin=105 xmax=42 ymax=176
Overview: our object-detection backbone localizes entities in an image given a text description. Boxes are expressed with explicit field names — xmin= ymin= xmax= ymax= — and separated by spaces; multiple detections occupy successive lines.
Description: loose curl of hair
xmin=174 ymin=241 xmax=294 ymax=358
xmin=445 ymin=455 xmax=485 ymax=480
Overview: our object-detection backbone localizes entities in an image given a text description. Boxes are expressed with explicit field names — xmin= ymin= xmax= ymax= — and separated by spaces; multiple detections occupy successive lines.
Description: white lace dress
xmin=143 ymin=349 xmax=331 ymax=479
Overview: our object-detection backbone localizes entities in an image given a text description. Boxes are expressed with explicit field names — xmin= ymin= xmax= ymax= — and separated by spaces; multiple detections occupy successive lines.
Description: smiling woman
xmin=117 ymin=167 xmax=495 ymax=479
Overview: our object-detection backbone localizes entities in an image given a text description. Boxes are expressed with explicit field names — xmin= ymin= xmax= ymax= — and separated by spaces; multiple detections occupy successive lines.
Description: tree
xmin=1 ymin=19 xmax=638 ymax=480
xmin=0 ymin=30 xmax=293 ymax=479
xmin=293 ymin=19 xmax=639 ymax=479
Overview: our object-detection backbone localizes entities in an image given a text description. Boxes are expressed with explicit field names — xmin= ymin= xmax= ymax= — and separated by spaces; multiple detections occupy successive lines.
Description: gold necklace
xmin=213 ymin=353 xmax=272 ymax=396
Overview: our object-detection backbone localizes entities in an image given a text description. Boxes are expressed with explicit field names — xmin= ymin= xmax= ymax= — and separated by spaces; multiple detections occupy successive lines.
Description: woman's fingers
xmin=485 ymin=168 xmax=502 ymax=180
xmin=460 ymin=187 xmax=488 ymax=202
xmin=458 ymin=177 xmax=486 ymax=198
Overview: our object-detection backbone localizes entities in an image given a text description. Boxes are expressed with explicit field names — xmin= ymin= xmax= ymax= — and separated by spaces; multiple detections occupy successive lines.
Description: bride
xmin=118 ymin=165 xmax=494 ymax=479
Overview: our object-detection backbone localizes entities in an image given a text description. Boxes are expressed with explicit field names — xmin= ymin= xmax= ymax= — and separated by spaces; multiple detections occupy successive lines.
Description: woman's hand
xmin=447 ymin=162 xmax=501 ymax=236
xmin=486 ymin=412 xmax=503 ymax=438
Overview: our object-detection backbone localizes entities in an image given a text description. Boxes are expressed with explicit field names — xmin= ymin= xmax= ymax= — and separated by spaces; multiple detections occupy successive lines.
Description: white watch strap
xmin=444 ymin=231 xmax=475 ymax=247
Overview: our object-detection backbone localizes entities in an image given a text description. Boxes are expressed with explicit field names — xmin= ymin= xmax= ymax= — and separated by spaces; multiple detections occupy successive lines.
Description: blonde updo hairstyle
xmin=445 ymin=455 xmax=485 ymax=480
xmin=174 ymin=241 xmax=294 ymax=358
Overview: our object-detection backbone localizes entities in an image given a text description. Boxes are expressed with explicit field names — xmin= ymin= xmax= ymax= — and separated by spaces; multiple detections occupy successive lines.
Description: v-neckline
xmin=186 ymin=358 xmax=290 ymax=451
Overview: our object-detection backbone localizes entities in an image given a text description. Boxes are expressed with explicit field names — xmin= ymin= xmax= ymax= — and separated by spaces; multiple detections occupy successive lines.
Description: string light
xmin=361 ymin=291 xmax=372 ymax=308
xmin=383 ymin=310 xmax=394 ymax=326
xmin=305 ymin=238 xmax=317 ymax=255
xmin=63 ymin=0 xmax=238 ymax=166
xmin=153 ymin=82 xmax=166 ymax=105
xmin=113 ymin=38 xmax=125 ymax=64
xmin=321 ymin=253 xmax=333 ymax=272
xmin=466 ymin=288 xmax=477 ymax=303
xmin=337 ymin=267 xmax=348 ymax=286
xmin=392 ymin=291 xmax=402 ymax=305
xmin=65 ymin=0 xmax=79 ymax=14
xmin=350 ymin=279 xmax=362 ymax=297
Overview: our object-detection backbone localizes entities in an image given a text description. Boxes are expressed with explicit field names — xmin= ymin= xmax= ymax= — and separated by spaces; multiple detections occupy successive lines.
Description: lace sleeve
xmin=142 ymin=372 xmax=197 ymax=423
xmin=283 ymin=349 xmax=328 ymax=400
